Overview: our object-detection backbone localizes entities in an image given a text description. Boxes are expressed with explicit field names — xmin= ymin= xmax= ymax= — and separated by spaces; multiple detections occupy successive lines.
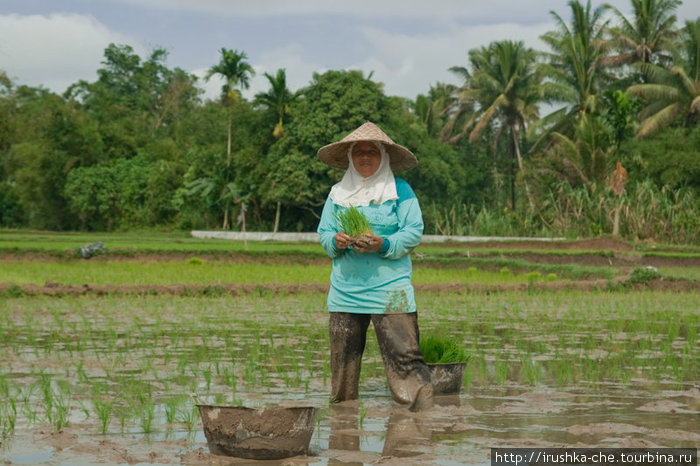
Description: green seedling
xmin=520 ymin=356 xmax=541 ymax=385
xmin=139 ymin=401 xmax=155 ymax=434
xmin=420 ymin=335 xmax=469 ymax=364
xmin=0 ymin=398 xmax=17 ymax=438
xmin=178 ymin=405 xmax=199 ymax=433
xmin=94 ymin=400 xmax=113 ymax=434
xmin=164 ymin=397 xmax=181 ymax=424
xmin=334 ymin=206 xmax=372 ymax=237
xmin=494 ymin=360 xmax=509 ymax=385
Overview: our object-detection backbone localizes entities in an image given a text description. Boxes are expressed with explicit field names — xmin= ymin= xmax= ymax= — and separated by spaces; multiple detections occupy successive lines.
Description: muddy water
xmin=2 ymin=384 xmax=698 ymax=464
xmin=0 ymin=293 xmax=698 ymax=464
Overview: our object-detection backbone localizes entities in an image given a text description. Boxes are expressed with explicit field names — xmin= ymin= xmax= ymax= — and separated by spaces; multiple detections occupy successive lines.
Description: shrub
xmin=627 ymin=266 xmax=660 ymax=285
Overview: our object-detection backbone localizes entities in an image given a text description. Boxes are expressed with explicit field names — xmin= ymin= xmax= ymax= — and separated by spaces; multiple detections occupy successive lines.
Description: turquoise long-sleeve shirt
xmin=317 ymin=178 xmax=423 ymax=314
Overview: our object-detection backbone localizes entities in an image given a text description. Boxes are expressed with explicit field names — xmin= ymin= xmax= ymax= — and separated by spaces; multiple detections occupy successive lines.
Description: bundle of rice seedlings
xmin=420 ymin=335 xmax=469 ymax=364
xmin=334 ymin=206 xmax=373 ymax=247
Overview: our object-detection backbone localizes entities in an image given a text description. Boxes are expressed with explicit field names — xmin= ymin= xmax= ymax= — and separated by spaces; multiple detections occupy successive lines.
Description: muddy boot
xmin=409 ymin=383 xmax=434 ymax=412
xmin=329 ymin=312 xmax=371 ymax=402
xmin=372 ymin=313 xmax=434 ymax=410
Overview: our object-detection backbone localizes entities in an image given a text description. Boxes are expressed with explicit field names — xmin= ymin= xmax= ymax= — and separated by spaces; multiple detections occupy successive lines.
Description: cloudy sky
xmin=1 ymin=0 xmax=699 ymax=101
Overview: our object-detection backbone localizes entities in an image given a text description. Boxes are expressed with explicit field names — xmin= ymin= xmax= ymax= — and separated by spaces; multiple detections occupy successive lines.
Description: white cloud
xmin=111 ymin=0 xmax=525 ymax=20
xmin=194 ymin=44 xmax=324 ymax=102
xmin=204 ymin=18 xmax=561 ymax=103
xmin=353 ymin=21 xmax=555 ymax=99
xmin=248 ymin=44 xmax=325 ymax=95
xmin=678 ymin=2 xmax=700 ymax=24
xmin=203 ymin=18 xmax=560 ymax=103
xmin=4 ymin=0 xmax=698 ymax=104
xmin=0 ymin=13 xmax=138 ymax=93
xmin=112 ymin=0 xmax=699 ymax=24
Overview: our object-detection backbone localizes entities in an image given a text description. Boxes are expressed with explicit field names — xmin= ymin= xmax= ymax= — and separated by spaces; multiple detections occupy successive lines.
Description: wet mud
xmin=2 ymin=385 xmax=698 ymax=464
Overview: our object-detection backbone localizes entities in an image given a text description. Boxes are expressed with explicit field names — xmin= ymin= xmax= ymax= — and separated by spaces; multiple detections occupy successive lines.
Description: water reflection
xmin=327 ymin=395 xmax=462 ymax=462
xmin=381 ymin=411 xmax=432 ymax=458
xmin=329 ymin=403 xmax=361 ymax=452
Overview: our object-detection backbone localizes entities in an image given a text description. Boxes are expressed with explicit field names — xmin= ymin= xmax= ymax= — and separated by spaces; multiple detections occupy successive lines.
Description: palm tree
xmin=253 ymin=68 xmax=298 ymax=232
xmin=541 ymin=115 xmax=612 ymax=188
xmin=441 ymin=66 xmax=474 ymax=143
xmin=413 ymin=83 xmax=459 ymax=140
xmin=205 ymin=48 xmax=255 ymax=229
xmin=602 ymin=0 xmax=680 ymax=68
xmin=448 ymin=40 xmax=542 ymax=209
xmin=628 ymin=18 xmax=700 ymax=137
xmin=254 ymin=69 xmax=297 ymax=139
xmin=539 ymin=0 xmax=612 ymax=128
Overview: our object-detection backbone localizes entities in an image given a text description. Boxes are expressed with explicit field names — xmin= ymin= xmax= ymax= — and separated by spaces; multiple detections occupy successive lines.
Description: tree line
xmin=0 ymin=0 xmax=698 ymax=243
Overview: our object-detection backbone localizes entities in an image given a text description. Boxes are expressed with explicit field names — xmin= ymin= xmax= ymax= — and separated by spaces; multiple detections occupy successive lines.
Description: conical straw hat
xmin=317 ymin=122 xmax=417 ymax=172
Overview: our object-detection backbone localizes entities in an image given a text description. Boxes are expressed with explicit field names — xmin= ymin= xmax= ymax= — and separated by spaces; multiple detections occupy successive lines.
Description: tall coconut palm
xmin=628 ymin=18 xmax=700 ymax=137
xmin=603 ymin=0 xmax=680 ymax=68
xmin=448 ymin=40 xmax=542 ymax=209
xmin=254 ymin=68 xmax=297 ymax=139
xmin=540 ymin=0 xmax=612 ymax=128
xmin=442 ymin=66 xmax=474 ymax=143
xmin=205 ymin=48 xmax=255 ymax=229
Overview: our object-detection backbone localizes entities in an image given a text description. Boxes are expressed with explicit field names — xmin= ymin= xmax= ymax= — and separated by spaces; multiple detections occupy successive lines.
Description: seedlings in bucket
xmin=420 ymin=335 xmax=469 ymax=364
xmin=334 ymin=206 xmax=373 ymax=247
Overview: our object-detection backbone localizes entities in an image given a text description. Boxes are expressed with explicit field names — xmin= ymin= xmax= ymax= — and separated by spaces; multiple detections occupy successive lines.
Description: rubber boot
xmin=329 ymin=312 xmax=370 ymax=402
xmin=372 ymin=313 xmax=434 ymax=411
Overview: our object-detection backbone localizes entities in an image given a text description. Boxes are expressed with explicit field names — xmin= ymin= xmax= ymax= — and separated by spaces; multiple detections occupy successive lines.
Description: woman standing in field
xmin=316 ymin=121 xmax=433 ymax=411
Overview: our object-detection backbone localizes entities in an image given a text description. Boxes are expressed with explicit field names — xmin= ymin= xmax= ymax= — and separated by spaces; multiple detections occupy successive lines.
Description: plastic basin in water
xmin=427 ymin=362 xmax=467 ymax=395
xmin=197 ymin=404 xmax=318 ymax=460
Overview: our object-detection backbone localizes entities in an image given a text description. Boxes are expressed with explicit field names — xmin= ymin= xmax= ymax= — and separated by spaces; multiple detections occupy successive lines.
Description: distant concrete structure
xmin=190 ymin=231 xmax=565 ymax=243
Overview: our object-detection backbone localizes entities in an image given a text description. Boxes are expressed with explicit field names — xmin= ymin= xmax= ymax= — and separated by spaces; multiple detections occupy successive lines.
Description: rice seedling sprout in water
xmin=0 ymin=399 xmax=17 ymax=438
xmin=139 ymin=401 xmax=155 ymax=434
xmin=178 ymin=405 xmax=199 ymax=433
xmin=94 ymin=399 xmax=113 ymax=434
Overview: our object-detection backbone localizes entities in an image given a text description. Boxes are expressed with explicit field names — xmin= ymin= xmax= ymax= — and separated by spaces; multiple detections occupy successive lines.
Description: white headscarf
xmin=329 ymin=142 xmax=398 ymax=207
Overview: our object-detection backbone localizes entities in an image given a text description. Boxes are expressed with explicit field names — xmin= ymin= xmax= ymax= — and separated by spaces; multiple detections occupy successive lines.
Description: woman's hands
xmin=334 ymin=232 xmax=384 ymax=253
xmin=334 ymin=232 xmax=351 ymax=250
xmin=354 ymin=233 xmax=384 ymax=253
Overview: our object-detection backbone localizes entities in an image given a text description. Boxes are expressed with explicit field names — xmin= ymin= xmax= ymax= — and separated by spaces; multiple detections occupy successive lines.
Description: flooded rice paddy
xmin=0 ymin=290 xmax=698 ymax=464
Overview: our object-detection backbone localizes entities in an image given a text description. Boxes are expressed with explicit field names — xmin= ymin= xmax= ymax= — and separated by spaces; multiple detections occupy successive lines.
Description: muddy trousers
xmin=329 ymin=312 xmax=433 ymax=410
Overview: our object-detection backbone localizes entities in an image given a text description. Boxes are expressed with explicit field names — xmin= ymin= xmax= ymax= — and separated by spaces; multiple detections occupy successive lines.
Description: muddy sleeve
xmin=317 ymin=196 xmax=339 ymax=258
xmin=380 ymin=182 xmax=423 ymax=260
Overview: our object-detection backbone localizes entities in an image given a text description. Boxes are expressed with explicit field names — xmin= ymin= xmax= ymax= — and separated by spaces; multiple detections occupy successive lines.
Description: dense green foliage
xmin=0 ymin=0 xmax=698 ymax=243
